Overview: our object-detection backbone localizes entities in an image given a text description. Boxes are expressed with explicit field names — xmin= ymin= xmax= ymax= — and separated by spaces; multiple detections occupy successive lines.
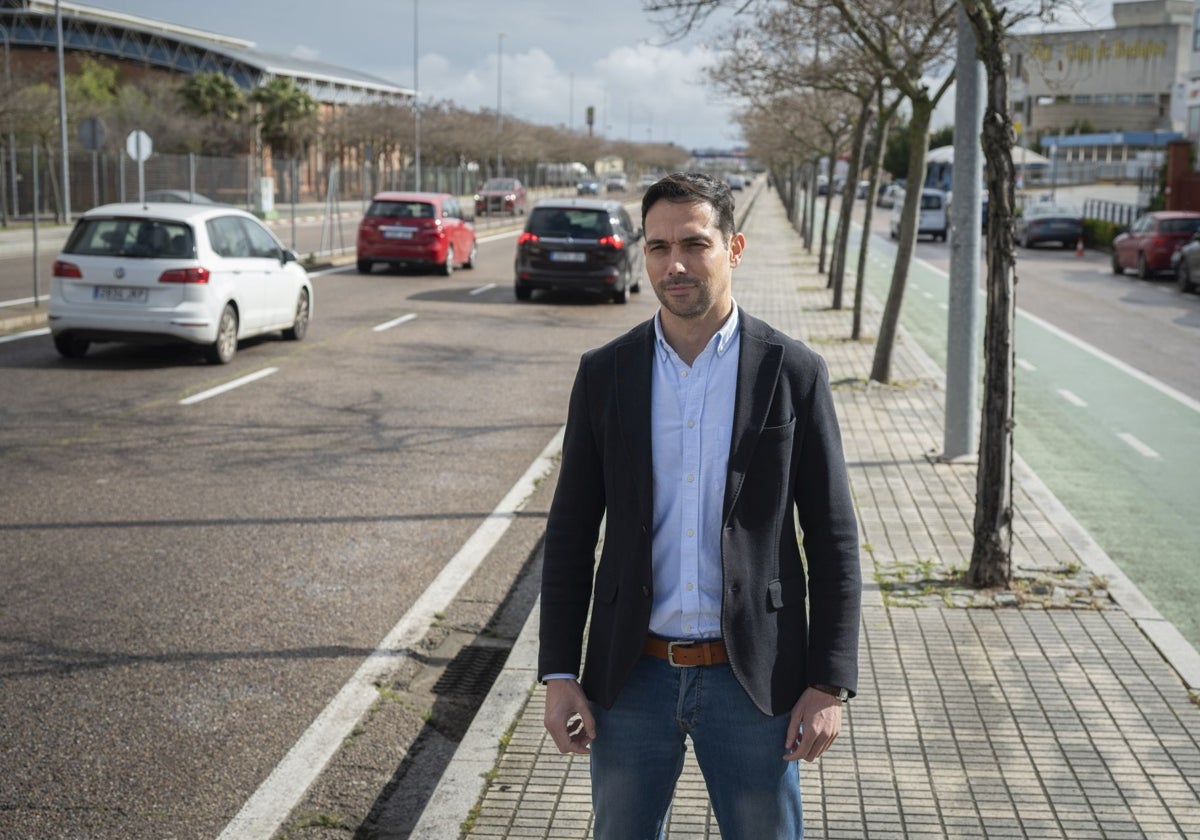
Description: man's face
xmin=643 ymin=199 xmax=744 ymax=320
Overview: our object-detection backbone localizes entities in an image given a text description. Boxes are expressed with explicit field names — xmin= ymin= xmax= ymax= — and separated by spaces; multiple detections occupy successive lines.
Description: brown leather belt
xmin=644 ymin=636 xmax=728 ymax=667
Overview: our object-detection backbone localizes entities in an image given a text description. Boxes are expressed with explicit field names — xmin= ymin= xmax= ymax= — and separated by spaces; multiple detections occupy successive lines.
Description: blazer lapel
xmin=724 ymin=312 xmax=783 ymax=522
xmin=614 ymin=323 xmax=656 ymax=529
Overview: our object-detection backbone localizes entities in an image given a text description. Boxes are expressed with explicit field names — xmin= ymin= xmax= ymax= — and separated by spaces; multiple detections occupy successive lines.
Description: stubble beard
xmin=654 ymin=277 xmax=712 ymax=320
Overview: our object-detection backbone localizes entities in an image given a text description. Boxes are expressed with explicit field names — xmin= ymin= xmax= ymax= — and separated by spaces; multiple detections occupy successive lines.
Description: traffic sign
xmin=125 ymin=130 xmax=153 ymax=162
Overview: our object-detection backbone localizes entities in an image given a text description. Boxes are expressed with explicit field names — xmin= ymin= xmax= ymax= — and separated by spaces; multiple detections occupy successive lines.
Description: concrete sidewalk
xmin=412 ymin=188 xmax=1200 ymax=839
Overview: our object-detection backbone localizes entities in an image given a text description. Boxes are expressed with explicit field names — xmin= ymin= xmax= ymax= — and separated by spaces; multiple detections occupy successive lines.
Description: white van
xmin=889 ymin=188 xmax=948 ymax=242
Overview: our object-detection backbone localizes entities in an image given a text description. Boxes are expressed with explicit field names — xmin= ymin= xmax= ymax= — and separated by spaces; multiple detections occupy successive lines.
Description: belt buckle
xmin=666 ymin=640 xmax=693 ymax=667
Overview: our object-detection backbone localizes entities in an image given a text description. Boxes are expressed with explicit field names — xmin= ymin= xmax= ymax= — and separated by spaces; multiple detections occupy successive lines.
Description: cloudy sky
xmin=83 ymin=0 xmax=1114 ymax=151
xmin=84 ymin=0 xmax=744 ymax=151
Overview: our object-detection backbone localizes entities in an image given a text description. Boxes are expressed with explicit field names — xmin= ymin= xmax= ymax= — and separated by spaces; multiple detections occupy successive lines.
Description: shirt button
xmin=687 ymin=420 xmax=695 ymax=428
xmin=685 ymin=624 xmax=693 ymax=632
xmin=686 ymin=582 xmax=694 ymax=591
xmin=686 ymin=529 xmax=694 ymax=538
xmin=680 ymin=370 xmax=688 ymax=378
xmin=687 ymin=474 xmax=694 ymax=482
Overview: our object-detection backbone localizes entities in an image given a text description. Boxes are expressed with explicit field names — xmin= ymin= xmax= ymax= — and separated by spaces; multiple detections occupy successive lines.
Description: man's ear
xmin=729 ymin=232 xmax=746 ymax=268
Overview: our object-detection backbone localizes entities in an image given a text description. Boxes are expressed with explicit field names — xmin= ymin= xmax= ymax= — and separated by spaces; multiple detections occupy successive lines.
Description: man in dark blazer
xmin=540 ymin=172 xmax=861 ymax=839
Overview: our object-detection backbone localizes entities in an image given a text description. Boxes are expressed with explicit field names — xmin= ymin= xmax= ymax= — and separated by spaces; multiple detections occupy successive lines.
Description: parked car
xmin=1111 ymin=210 xmax=1200 ymax=279
xmin=474 ymin=177 xmax=526 ymax=215
xmin=726 ymin=174 xmax=745 ymax=191
xmin=1172 ymin=230 xmax=1200 ymax=293
xmin=356 ymin=191 xmax=476 ymax=276
xmin=604 ymin=174 xmax=628 ymax=193
xmin=816 ymin=175 xmax=829 ymax=196
xmin=576 ymin=178 xmax=602 ymax=196
xmin=856 ymin=180 xmax=870 ymax=199
xmin=638 ymin=174 xmax=659 ymax=190
xmin=889 ymin=188 xmax=948 ymax=242
xmin=1015 ymin=204 xmax=1083 ymax=249
xmin=514 ymin=198 xmax=643 ymax=303
xmin=48 ymin=202 xmax=312 ymax=364
xmin=876 ymin=183 xmax=901 ymax=208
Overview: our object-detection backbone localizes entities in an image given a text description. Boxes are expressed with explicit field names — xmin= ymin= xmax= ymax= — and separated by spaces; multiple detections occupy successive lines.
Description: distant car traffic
xmin=1015 ymin=204 xmax=1083 ymax=249
xmin=474 ymin=177 xmax=526 ymax=215
xmin=890 ymin=188 xmax=948 ymax=242
xmin=726 ymin=174 xmax=745 ymax=191
xmin=604 ymin=174 xmax=628 ymax=193
xmin=576 ymin=178 xmax=602 ymax=196
xmin=356 ymin=191 xmax=477 ymax=276
xmin=48 ymin=202 xmax=312 ymax=364
xmin=638 ymin=174 xmax=658 ymax=190
xmin=514 ymin=198 xmax=642 ymax=303
xmin=856 ymin=180 xmax=870 ymax=199
xmin=875 ymin=183 xmax=901 ymax=208
xmin=1111 ymin=211 xmax=1200 ymax=279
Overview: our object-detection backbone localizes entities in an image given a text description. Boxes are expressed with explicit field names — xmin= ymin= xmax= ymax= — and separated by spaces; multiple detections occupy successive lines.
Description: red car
xmin=356 ymin=192 xmax=476 ymax=276
xmin=1111 ymin=210 xmax=1200 ymax=279
xmin=474 ymin=178 xmax=526 ymax=216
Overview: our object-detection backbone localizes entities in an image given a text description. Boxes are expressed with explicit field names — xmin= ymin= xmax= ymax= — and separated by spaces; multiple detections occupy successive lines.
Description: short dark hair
xmin=641 ymin=172 xmax=736 ymax=245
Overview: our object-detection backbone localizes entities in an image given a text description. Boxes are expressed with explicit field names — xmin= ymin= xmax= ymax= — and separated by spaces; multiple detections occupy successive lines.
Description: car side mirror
xmin=282 ymin=248 xmax=298 ymax=264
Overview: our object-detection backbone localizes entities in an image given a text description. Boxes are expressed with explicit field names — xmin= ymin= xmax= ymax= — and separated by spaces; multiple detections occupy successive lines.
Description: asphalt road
xmin=847 ymin=198 xmax=1200 ymax=652
xmin=0 ymin=216 xmax=654 ymax=838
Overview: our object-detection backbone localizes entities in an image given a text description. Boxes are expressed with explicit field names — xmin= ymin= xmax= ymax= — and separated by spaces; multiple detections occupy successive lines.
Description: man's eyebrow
xmin=645 ymin=233 xmax=713 ymax=246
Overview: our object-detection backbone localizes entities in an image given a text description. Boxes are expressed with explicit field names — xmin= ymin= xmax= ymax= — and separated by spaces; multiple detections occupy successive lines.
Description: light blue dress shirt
xmin=648 ymin=305 xmax=740 ymax=640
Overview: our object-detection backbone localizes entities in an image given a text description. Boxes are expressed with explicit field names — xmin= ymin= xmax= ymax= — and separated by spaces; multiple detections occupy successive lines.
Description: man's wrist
xmin=812 ymin=684 xmax=850 ymax=702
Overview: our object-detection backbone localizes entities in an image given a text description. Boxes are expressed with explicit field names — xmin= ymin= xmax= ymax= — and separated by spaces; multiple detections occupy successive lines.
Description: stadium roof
xmin=0 ymin=0 xmax=413 ymax=105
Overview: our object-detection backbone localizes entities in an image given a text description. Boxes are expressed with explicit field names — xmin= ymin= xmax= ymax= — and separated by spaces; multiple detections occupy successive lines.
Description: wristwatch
xmin=814 ymin=684 xmax=849 ymax=703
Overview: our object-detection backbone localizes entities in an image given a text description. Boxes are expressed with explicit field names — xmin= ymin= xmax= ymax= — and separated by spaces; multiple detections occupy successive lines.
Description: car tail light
xmin=598 ymin=234 xmax=624 ymax=249
xmin=518 ymin=232 xmax=539 ymax=245
xmin=53 ymin=260 xmax=82 ymax=278
xmin=159 ymin=266 xmax=211 ymax=284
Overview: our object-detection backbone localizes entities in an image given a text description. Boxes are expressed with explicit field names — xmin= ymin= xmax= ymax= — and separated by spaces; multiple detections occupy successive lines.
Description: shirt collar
xmin=653 ymin=302 xmax=741 ymax=361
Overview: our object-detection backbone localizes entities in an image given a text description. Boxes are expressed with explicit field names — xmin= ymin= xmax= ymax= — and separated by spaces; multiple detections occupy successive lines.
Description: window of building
xmin=1189 ymin=105 xmax=1200 ymax=134
xmin=1115 ymin=94 xmax=1134 ymax=104
xmin=1095 ymin=94 xmax=1113 ymax=104
xmin=1136 ymin=93 xmax=1156 ymax=105
xmin=1194 ymin=10 xmax=1200 ymax=50
xmin=1073 ymin=95 xmax=1092 ymax=104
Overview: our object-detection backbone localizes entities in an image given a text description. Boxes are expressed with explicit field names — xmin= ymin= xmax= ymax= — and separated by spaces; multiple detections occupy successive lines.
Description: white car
xmin=889 ymin=188 xmax=948 ymax=242
xmin=48 ymin=203 xmax=313 ymax=364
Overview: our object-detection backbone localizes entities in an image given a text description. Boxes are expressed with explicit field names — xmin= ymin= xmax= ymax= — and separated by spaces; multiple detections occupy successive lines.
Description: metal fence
xmin=0 ymin=146 xmax=548 ymax=223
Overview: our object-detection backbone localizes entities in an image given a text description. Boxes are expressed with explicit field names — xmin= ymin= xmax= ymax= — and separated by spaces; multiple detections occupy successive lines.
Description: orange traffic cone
xmin=1075 ymin=236 xmax=1084 ymax=257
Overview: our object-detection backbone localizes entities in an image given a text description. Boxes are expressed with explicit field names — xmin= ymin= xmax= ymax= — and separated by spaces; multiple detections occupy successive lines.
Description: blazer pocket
xmin=767 ymin=576 xmax=807 ymax=611
xmin=760 ymin=417 xmax=796 ymax=442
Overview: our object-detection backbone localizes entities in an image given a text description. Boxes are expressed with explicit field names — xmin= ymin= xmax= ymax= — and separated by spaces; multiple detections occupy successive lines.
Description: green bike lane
xmin=852 ymin=226 xmax=1200 ymax=651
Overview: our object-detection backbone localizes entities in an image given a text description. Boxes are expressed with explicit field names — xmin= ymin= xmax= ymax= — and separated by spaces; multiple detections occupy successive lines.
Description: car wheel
xmin=283 ymin=289 xmax=310 ymax=341
xmin=357 ymin=259 xmax=372 ymax=274
xmin=611 ymin=284 xmax=628 ymax=304
xmin=441 ymin=245 xmax=455 ymax=277
xmin=515 ymin=283 xmax=531 ymax=301
xmin=1178 ymin=261 xmax=1195 ymax=293
xmin=1137 ymin=253 xmax=1151 ymax=280
xmin=1020 ymin=233 xmax=1031 ymax=248
xmin=53 ymin=333 xmax=90 ymax=359
xmin=1111 ymin=251 xmax=1123 ymax=275
xmin=206 ymin=304 xmax=238 ymax=365
xmin=890 ymin=225 xmax=897 ymax=240
xmin=464 ymin=239 xmax=478 ymax=270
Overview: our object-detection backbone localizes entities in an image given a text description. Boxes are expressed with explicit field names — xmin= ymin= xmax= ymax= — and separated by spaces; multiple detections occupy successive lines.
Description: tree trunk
xmin=870 ymin=99 xmax=934 ymax=383
xmin=963 ymin=0 xmax=1016 ymax=587
xmin=819 ymin=134 xmax=838 ymax=274
xmin=854 ymin=93 xmax=895 ymax=341
xmin=831 ymin=97 xmax=872 ymax=310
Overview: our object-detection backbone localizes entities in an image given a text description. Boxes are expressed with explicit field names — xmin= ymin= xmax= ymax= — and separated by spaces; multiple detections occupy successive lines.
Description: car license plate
xmin=550 ymin=251 xmax=586 ymax=263
xmin=383 ymin=227 xmax=414 ymax=239
xmin=93 ymin=285 xmax=148 ymax=303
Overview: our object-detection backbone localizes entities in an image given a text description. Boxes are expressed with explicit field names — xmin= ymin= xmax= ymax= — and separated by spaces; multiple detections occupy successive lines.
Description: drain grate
xmin=432 ymin=644 xmax=509 ymax=696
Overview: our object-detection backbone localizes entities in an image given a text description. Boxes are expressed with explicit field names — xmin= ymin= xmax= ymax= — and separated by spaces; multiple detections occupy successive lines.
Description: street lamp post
xmin=413 ymin=0 xmax=421 ymax=190
xmin=496 ymin=32 xmax=504 ymax=177
xmin=54 ymin=0 xmax=70 ymax=223
xmin=1 ymin=23 xmax=16 ymax=219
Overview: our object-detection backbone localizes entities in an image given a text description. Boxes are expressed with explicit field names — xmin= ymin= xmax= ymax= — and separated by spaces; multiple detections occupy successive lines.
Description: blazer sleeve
xmin=795 ymin=354 xmax=862 ymax=695
xmin=538 ymin=352 xmax=607 ymax=680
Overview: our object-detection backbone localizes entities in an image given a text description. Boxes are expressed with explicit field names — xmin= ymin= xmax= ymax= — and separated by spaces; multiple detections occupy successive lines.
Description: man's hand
xmin=782 ymin=686 xmax=843 ymax=762
xmin=543 ymin=678 xmax=596 ymax=755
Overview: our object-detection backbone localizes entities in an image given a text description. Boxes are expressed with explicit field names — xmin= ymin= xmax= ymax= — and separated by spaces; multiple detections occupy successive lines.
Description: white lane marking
xmin=1017 ymin=308 xmax=1200 ymax=416
xmin=373 ymin=313 xmax=417 ymax=332
xmin=469 ymin=283 xmax=497 ymax=295
xmin=937 ymin=302 xmax=948 ymax=311
xmin=1116 ymin=432 xmax=1161 ymax=459
xmin=1057 ymin=389 xmax=1088 ymax=408
xmin=0 ymin=327 xmax=50 ymax=344
xmin=922 ymin=291 xmax=934 ymax=300
xmin=1016 ymin=358 xmax=1037 ymax=372
xmin=218 ymin=427 xmax=565 ymax=840
xmin=0 ymin=295 xmax=50 ymax=308
xmin=179 ymin=367 xmax=278 ymax=405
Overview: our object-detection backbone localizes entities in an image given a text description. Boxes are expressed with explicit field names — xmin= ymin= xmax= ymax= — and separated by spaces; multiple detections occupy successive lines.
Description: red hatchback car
xmin=356 ymin=192 xmax=477 ymax=276
xmin=1111 ymin=210 xmax=1200 ymax=279
xmin=474 ymin=178 xmax=526 ymax=216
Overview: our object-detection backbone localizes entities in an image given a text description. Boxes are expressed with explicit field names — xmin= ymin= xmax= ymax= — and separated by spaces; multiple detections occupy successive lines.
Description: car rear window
xmin=528 ymin=208 xmax=608 ymax=238
xmin=1159 ymin=218 xmax=1200 ymax=234
xmin=366 ymin=201 xmax=436 ymax=219
xmin=920 ymin=193 xmax=944 ymax=210
xmin=63 ymin=217 xmax=195 ymax=258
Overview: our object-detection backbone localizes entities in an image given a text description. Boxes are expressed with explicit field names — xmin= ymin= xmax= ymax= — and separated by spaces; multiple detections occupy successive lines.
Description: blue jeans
xmin=589 ymin=654 xmax=803 ymax=840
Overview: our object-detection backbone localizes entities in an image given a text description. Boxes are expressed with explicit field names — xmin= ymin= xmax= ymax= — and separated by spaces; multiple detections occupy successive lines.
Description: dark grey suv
xmin=514 ymin=199 xmax=643 ymax=303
